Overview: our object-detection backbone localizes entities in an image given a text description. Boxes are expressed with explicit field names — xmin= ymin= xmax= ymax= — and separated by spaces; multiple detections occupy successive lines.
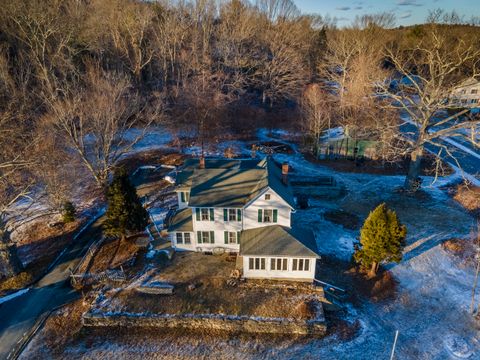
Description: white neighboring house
xmin=167 ymin=157 xmax=319 ymax=282
xmin=448 ymin=78 xmax=480 ymax=109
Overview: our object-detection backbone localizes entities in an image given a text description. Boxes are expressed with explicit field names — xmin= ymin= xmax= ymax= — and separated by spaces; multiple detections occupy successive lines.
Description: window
xmin=471 ymin=89 xmax=478 ymax=94
xmin=201 ymin=208 xmax=210 ymax=221
xmin=176 ymin=232 xmax=191 ymax=245
xmin=180 ymin=191 xmax=190 ymax=202
xmin=270 ymin=258 xmax=287 ymax=271
xmin=223 ymin=208 xmax=241 ymax=222
xmin=470 ymin=99 xmax=479 ymax=104
xmin=196 ymin=208 xmax=214 ymax=221
xmin=249 ymin=257 xmax=266 ymax=270
xmin=258 ymin=209 xmax=278 ymax=223
xmin=197 ymin=231 xmax=215 ymax=244
xmin=265 ymin=194 xmax=271 ymax=200
xmin=176 ymin=233 xmax=183 ymax=244
xmin=224 ymin=231 xmax=240 ymax=244
xmin=292 ymin=258 xmax=310 ymax=271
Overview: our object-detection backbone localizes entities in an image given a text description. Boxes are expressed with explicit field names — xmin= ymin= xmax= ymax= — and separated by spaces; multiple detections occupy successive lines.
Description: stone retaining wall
xmin=82 ymin=311 xmax=327 ymax=336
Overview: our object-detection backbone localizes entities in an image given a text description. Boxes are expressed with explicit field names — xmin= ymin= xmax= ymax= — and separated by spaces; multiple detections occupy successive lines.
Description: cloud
xmin=396 ymin=0 xmax=423 ymax=6
xmin=354 ymin=6 xmax=363 ymax=10
xmin=336 ymin=6 xmax=351 ymax=11
xmin=399 ymin=11 xmax=412 ymax=19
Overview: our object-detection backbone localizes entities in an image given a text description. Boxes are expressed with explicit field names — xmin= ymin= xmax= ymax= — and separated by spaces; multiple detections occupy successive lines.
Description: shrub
xmin=62 ymin=201 xmax=76 ymax=223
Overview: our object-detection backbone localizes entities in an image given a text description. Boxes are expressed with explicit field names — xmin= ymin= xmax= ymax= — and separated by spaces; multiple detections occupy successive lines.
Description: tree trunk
xmin=404 ymin=145 xmax=424 ymax=191
xmin=0 ymin=227 xmax=22 ymax=279
xmin=368 ymin=261 xmax=378 ymax=277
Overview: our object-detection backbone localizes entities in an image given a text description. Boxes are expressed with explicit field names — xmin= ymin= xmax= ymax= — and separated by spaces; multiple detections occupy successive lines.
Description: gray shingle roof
xmin=167 ymin=208 xmax=193 ymax=232
xmin=240 ymin=225 xmax=319 ymax=258
xmin=176 ymin=157 xmax=295 ymax=208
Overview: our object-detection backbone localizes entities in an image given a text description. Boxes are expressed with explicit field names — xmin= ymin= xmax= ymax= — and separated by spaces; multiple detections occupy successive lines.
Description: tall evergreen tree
xmin=354 ymin=203 xmax=407 ymax=277
xmin=103 ymin=169 xmax=148 ymax=241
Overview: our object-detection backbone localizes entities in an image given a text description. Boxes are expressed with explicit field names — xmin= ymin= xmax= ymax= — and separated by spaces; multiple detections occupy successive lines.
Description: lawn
xmin=96 ymin=252 xmax=323 ymax=320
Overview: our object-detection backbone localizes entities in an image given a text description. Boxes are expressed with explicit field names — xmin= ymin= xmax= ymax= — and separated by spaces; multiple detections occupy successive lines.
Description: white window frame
xmin=200 ymin=231 xmax=212 ymax=243
xmin=270 ymin=258 xmax=288 ymax=271
xmin=249 ymin=257 xmax=266 ymax=270
xmin=228 ymin=231 xmax=237 ymax=244
xmin=176 ymin=232 xmax=191 ymax=245
xmin=263 ymin=209 xmax=273 ymax=222
xmin=228 ymin=209 xmax=237 ymax=221
xmin=201 ymin=208 xmax=210 ymax=221
xmin=176 ymin=232 xmax=183 ymax=244
xmin=292 ymin=258 xmax=310 ymax=271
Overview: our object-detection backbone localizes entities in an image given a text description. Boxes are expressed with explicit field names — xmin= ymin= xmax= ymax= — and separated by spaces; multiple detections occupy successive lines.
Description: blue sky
xmin=294 ymin=0 xmax=480 ymax=26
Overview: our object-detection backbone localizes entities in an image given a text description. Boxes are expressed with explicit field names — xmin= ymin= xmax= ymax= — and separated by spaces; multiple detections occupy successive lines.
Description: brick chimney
xmin=281 ymin=162 xmax=289 ymax=185
xmin=251 ymin=144 xmax=257 ymax=158
xmin=199 ymin=156 xmax=205 ymax=169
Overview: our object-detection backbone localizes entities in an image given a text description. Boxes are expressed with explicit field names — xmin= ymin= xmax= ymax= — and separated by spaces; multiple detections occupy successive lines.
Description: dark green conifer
xmin=104 ymin=169 xmax=148 ymax=240
xmin=354 ymin=203 xmax=407 ymax=276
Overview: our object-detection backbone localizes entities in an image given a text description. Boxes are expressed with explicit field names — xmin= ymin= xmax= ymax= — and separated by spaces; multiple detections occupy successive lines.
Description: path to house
xmin=0 ymin=215 xmax=104 ymax=360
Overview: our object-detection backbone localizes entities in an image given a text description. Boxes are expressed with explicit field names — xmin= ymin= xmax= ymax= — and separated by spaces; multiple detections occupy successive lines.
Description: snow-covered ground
xmin=21 ymin=128 xmax=480 ymax=359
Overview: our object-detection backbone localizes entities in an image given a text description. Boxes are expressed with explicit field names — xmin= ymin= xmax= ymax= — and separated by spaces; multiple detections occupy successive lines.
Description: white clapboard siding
xmin=243 ymin=256 xmax=316 ymax=281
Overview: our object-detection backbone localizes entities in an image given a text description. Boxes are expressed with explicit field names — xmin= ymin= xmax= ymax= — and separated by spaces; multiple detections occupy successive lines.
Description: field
xmin=93 ymin=252 xmax=323 ymax=319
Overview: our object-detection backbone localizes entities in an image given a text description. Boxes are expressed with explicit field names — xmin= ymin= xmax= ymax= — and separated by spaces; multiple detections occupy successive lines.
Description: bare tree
xmin=379 ymin=25 xmax=480 ymax=190
xmin=48 ymin=66 xmax=163 ymax=188
xmin=301 ymin=84 xmax=334 ymax=157
xmin=109 ymin=0 xmax=156 ymax=82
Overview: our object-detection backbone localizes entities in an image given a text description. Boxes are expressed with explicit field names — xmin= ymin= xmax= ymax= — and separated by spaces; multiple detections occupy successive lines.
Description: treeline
xmin=1 ymin=0 xmax=480 ymax=210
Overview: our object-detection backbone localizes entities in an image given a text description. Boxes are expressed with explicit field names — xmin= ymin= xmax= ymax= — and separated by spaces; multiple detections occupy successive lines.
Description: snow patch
xmin=0 ymin=288 xmax=29 ymax=305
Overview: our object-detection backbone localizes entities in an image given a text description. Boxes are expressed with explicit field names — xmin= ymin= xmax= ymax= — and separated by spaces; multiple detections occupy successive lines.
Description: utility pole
xmin=390 ymin=330 xmax=399 ymax=360
xmin=471 ymin=220 xmax=480 ymax=315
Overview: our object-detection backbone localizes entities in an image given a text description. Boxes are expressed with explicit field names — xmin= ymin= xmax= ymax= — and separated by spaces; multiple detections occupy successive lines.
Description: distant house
xmin=448 ymin=78 xmax=480 ymax=109
xmin=167 ymin=157 xmax=319 ymax=282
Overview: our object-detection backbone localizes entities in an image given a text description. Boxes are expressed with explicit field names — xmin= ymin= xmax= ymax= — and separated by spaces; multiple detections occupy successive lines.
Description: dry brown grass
xmin=0 ymin=271 xmax=33 ymax=293
xmin=369 ymin=271 xmax=397 ymax=302
xmin=442 ymin=238 xmax=478 ymax=266
xmin=452 ymin=184 xmax=480 ymax=214
xmin=19 ymin=298 xmax=90 ymax=359
xmin=0 ymin=218 xmax=84 ymax=295
xmin=106 ymin=252 xmax=319 ymax=319
xmin=88 ymin=237 xmax=141 ymax=273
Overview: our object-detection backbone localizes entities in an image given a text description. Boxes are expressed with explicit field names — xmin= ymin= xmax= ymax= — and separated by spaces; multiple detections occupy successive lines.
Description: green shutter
xmin=209 ymin=208 xmax=214 ymax=221
xmin=224 ymin=209 xmax=228 ymax=221
xmin=197 ymin=231 xmax=202 ymax=244
xmin=210 ymin=231 xmax=215 ymax=243
xmin=180 ymin=192 xmax=185 ymax=202
xmin=237 ymin=232 xmax=240 ymax=244
xmin=224 ymin=231 xmax=228 ymax=244
xmin=258 ymin=209 xmax=262 ymax=222
xmin=273 ymin=209 xmax=278 ymax=223
xmin=237 ymin=209 xmax=242 ymax=221
xmin=196 ymin=208 xmax=200 ymax=221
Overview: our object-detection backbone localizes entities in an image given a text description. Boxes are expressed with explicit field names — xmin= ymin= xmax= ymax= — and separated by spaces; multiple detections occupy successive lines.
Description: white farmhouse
xmin=448 ymin=78 xmax=480 ymax=109
xmin=167 ymin=157 xmax=319 ymax=282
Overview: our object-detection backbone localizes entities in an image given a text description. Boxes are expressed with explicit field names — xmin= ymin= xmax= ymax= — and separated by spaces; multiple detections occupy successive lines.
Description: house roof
xmin=240 ymin=225 xmax=319 ymax=258
xmin=167 ymin=208 xmax=193 ymax=232
xmin=176 ymin=157 xmax=295 ymax=208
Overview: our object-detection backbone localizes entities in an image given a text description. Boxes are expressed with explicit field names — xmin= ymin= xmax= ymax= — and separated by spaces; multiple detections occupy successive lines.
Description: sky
xmin=294 ymin=0 xmax=480 ymax=26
